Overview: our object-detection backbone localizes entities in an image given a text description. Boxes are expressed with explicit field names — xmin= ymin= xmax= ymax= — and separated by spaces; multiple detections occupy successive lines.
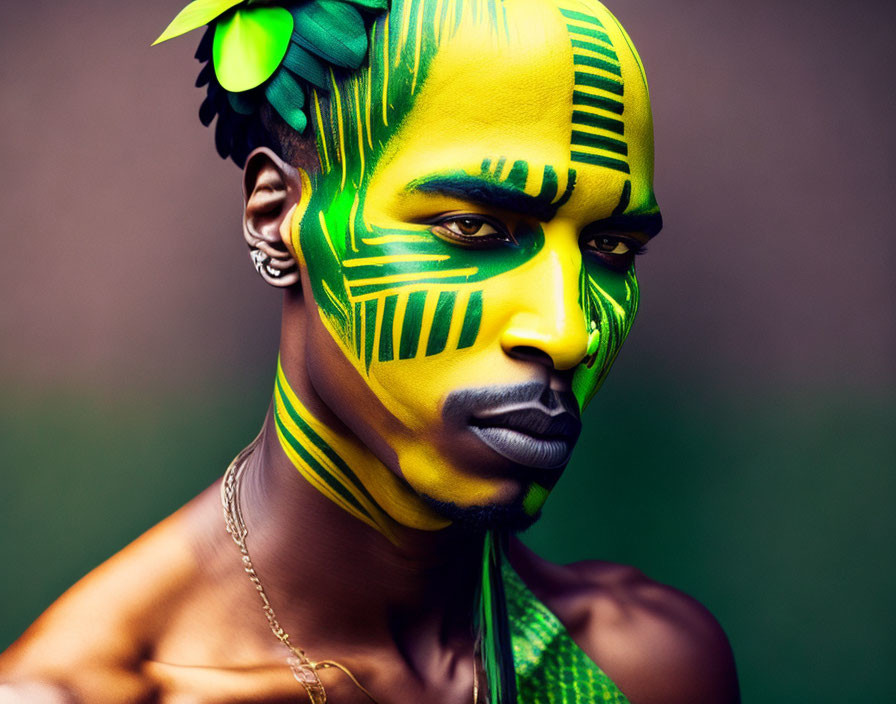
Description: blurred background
xmin=1 ymin=0 xmax=893 ymax=700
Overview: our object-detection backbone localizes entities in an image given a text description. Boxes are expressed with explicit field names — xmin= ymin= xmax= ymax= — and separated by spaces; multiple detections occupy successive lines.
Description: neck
xmin=237 ymin=412 xmax=484 ymax=654
xmin=271 ymin=359 xmax=448 ymax=542
xmin=231 ymin=298 xmax=484 ymax=654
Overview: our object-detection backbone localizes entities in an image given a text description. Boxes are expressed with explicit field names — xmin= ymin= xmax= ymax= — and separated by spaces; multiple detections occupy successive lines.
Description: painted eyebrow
xmin=586 ymin=212 xmax=664 ymax=239
xmin=406 ymin=173 xmax=663 ymax=238
xmin=405 ymin=174 xmax=559 ymax=222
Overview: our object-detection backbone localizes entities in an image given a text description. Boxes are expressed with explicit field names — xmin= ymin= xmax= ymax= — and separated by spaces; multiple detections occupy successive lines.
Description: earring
xmin=248 ymin=244 xmax=299 ymax=288
xmin=250 ymin=248 xmax=277 ymax=277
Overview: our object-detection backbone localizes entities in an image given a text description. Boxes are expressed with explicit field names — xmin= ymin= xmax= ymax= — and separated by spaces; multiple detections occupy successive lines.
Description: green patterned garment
xmin=503 ymin=562 xmax=630 ymax=704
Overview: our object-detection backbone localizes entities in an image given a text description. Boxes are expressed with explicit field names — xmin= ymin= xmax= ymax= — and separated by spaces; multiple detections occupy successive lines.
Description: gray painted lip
xmin=442 ymin=382 xmax=581 ymax=469
xmin=470 ymin=424 xmax=575 ymax=469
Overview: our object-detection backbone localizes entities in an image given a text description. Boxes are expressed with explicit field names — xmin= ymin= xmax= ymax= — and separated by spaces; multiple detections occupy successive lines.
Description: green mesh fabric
xmin=503 ymin=562 xmax=630 ymax=704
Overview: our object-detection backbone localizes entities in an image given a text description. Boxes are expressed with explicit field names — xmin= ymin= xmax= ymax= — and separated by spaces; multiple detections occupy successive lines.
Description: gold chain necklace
xmin=220 ymin=445 xmax=481 ymax=703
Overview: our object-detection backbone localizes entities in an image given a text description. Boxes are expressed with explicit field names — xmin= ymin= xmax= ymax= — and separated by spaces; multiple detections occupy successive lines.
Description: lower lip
xmin=470 ymin=425 xmax=574 ymax=469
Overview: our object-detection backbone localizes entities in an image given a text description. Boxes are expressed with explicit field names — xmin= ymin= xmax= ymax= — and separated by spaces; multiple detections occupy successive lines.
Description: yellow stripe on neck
xmin=273 ymin=360 xmax=450 ymax=542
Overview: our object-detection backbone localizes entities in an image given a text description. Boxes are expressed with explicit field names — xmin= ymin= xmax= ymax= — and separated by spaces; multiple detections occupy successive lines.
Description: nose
xmin=500 ymin=237 xmax=591 ymax=371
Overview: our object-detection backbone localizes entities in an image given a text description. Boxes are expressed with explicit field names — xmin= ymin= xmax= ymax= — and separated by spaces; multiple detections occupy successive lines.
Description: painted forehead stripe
xmin=559 ymin=4 xmax=631 ymax=175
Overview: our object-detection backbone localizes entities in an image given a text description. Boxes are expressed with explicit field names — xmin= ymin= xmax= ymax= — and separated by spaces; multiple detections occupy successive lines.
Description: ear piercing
xmin=250 ymin=248 xmax=281 ymax=278
xmin=249 ymin=245 xmax=299 ymax=287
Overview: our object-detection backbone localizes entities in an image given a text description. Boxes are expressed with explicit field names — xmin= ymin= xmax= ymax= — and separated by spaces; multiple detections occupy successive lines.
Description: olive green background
xmin=1 ymin=1 xmax=894 ymax=701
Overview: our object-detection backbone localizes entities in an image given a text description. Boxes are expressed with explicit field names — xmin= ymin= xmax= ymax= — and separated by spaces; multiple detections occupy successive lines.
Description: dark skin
xmin=0 ymin=152 xmax=740 ymax=704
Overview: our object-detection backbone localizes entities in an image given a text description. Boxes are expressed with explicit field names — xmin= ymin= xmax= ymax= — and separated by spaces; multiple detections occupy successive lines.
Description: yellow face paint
xmin=281 ymin=0 xmax=660 ymax=534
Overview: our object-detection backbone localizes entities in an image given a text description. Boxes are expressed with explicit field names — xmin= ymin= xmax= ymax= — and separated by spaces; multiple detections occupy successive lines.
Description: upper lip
xmin=470 ymin=404 xmax=581 ymax=440
xmin=442 ymin=383 xmax=582 ymax=469
xmin=443 ymin=382 xmax=582 ymax=439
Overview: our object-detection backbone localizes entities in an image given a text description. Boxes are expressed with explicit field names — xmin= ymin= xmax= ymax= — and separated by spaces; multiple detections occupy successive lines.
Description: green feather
xmin=290 ymin=0 xmax=367 ymax=69
xmin=479 ymin=530 xmax=518 ymax=704
xmin=282 ymin=42 xmax=331 ymax=90
xmin=153 ymin=0 xmax=243 ymax=45
xmin=265 ymin=69 xmax=308 ymax=132
xmin=213 ymin=6 xmax=294 ymax=92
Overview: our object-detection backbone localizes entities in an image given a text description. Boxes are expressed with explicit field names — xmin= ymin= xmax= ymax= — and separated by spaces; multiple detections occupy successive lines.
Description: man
xmin=0 ymin=0 xmax=739 ymax=701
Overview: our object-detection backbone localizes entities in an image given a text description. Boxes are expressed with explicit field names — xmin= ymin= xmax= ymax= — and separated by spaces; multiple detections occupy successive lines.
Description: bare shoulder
xmin=509 ymin=541 xmax=740 ymax=704
xmin=0 ymin=484 xmax=226 ymax=704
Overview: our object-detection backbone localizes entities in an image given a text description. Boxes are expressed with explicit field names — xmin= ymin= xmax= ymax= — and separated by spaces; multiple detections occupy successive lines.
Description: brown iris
xmin=455 ymin=218 xmax=483 ymax=235
xmin=430 ymin=215 xmax=512 ymax=247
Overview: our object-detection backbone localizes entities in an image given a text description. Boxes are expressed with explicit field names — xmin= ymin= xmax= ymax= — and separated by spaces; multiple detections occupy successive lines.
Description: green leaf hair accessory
xmin=265 ymin=68 xmax=308 ymax=132
xmin=281 ymin=42 xmax=330 ymax=89
xmin=153 ymin=0 xmax=245 ymax=45
xmin=155 ymin=0 xmax=389 ymax=166
xmin=290 ymin=0 xmax=366 ymax=68
xmin=212 ymin=6 xmax=294 ymax=92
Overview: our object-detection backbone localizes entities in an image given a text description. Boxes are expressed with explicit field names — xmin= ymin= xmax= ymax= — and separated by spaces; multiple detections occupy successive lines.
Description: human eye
xmin=430 ymin=214 xmax=515 ymax=248
xmin=581 ymin=232 xmax=647 ymax=272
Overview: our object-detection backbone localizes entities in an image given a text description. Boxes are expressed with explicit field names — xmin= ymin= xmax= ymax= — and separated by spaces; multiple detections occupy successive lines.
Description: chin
xmin=420 ymin=493 xmax=542 ymax=535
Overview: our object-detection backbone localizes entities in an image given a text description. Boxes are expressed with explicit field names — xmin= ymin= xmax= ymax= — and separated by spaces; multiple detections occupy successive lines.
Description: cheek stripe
xmin=364 ymin=298 xmax=378 ymax=371
xmin=398 ymin=290 xmax=427 ymax=359
xmin=347 ymin=268 xmax=479 ymax=297
xmin=378 ymin=294 xmax=398 ymax=362
xmin=322 ymin=279 xmax=349 ymax=323
xmin=458 ymin=290 xmax=483 ymax=349
xmin=361 ymin=234 xmax=431 ymax=245
xmin=425 ymin=290 xmax=457 ymax=356
xmin=354 ymin=300 xmax=363 ymax=359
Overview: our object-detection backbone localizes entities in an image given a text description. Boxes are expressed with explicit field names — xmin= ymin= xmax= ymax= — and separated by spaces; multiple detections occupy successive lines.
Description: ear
xmin=243 ymin=147 xmax=302 ymax=288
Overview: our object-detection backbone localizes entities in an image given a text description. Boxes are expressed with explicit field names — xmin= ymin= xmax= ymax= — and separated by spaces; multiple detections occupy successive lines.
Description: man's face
xmin=289 ymin=0 xmax=659 ymax=529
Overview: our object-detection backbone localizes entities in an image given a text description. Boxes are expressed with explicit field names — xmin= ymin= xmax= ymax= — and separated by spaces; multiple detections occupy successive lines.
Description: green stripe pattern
xmin=559 ymin=5 xmax=630 ymax=175
xmin=345 ymin=280 xmax=486 ymax=373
